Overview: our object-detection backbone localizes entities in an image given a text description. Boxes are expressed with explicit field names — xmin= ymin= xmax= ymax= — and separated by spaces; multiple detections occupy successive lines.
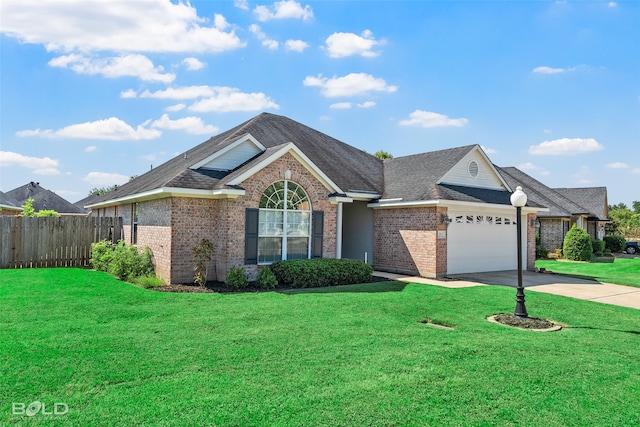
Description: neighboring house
xmin=88 ymin=113 xmax=544 ymax=284
xmin=74 ymin=193 xmax=102 ymax=215
xmin=497 ymin=167 xmax=609 ymax=253
xmin=7 ymin=182 xmax=86 ymax=216
xmin=0 ymin=191 xmax=23 ymax=216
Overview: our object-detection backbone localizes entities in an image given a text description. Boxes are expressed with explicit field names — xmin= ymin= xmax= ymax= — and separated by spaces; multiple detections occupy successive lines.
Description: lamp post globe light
xmin=510 ymin=186 xmax=528 ymax=318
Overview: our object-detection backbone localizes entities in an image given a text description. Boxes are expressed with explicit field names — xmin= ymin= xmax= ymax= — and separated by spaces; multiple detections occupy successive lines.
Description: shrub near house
xmin=562 ymin=225 xmax=592 ymax=261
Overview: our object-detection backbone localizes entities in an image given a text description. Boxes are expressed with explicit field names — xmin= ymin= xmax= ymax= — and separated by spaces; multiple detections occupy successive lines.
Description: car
xmin=625 ymin=241 xmax=639 ymax=254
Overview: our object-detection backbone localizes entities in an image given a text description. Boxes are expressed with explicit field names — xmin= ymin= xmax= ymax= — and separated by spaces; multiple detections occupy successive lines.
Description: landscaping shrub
xmin=562 ymin=226 xmax=592 ymax=261
xmin=603 ymin=235 xmax=626 ymax=253
xmin=226 ymin=266 xmax=248 ymax=289
xmin=536 ymin=246 xmax=548 ymax=259
xmin=256 ymin=266 xmax=278 ymax=289
xmin=192 ymin=238 xmax=215 ymax=287
xmin=109 ymin=242 xmax=154 ymax=281
xmin=591 ymin=239 xmax=605 ymax=257
xmin=131 ymin=275 xmax=164 ymax=289
xmin=90 ymin=240 xmax=114 ymax=272
xmin=270 ymin=258 xmax=373 ymax=288
xmin=90 ymin=240 xmax=155 ymax=282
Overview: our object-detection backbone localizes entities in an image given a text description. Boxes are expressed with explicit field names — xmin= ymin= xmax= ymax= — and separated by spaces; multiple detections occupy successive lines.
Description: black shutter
xmin=311 ymin=210 xmax=324 ymax=258
xmin=245 ymin=208 xmax=259 ymax=264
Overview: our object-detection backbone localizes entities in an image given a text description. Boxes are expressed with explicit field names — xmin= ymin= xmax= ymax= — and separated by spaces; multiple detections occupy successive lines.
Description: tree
xmin=90 ymin=185 xmax=118 ymax=196
xmin=608 ymin=202 xmax=640 ymax=238
xmin=21 ymin=198 xmax=36 ymax=217
xmin=20 ymin=198 xmax=59 ymax=217
xmin=562 ymin=225 xmax=592 ymax=261
xmin=373 ymin=150 xmax=393 ymax=160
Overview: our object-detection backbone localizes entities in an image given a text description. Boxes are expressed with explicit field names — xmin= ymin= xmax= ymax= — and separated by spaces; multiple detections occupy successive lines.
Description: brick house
xmin=498 ymin=167 xmax=609 ymax=253
xmin=0 ymin=191 xmax=22 ymax=216
xmin=88 ymin=113 xmax=546 ymax=284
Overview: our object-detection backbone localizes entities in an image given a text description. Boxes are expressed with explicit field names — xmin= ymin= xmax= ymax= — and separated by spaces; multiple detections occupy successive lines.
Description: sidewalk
xmin=374 ymin=270 xmax=640 ymax=310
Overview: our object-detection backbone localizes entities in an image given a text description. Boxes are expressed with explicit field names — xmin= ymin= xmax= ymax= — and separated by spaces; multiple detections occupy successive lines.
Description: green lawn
xmin=1 ymin=269 xmax=639 ymax=426
xmin=536 ymin=257 xmax=640 ymax=288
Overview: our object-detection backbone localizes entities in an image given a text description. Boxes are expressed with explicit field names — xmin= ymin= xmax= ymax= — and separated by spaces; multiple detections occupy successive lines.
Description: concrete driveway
xmin=447 ymin=270 xmax=640 ymax=310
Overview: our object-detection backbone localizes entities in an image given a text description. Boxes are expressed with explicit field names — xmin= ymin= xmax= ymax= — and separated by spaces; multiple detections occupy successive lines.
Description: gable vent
xmin=468 ymin=160 xmax=479 ymax=178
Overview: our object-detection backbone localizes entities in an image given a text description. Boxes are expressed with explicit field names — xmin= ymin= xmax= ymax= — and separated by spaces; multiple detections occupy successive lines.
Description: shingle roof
xmin=0 ymin=191 xmax=22 ymax=210
xmin=554 ymin=187 xmax=608 ymax=220
xmin=74 ymin=194 xmax=102 ymax=213
xmin=497 ymin=167 xmax=606 ymax=219
xmin=92 ymin=113 xmax=384 ymax=205
xmin=382 ymin=145 xmax=476 ymax=200
xmin=7 ymin=182 xmax=85 ymax=214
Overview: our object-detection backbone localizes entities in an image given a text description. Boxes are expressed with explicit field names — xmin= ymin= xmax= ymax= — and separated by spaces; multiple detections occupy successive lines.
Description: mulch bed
xmin=154 ymin=275 xmax=393 ymax=293
xmin=489 ymin=313 xmax=561 ymax=331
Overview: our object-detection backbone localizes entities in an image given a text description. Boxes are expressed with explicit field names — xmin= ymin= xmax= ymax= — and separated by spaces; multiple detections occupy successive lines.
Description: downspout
xmin=336 ymin=202 xmax=343 ymax=259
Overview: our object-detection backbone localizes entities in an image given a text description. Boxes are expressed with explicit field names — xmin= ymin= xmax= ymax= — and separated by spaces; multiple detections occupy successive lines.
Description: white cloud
xmin=632 ymin=168 xmax=640 ymax=175
xmin=303 ymin=73 xmax=397 ymax=97
xmin=235 ymin=0 xmax=250 ymax=11
xmin=249 ymin=24 xmax=278 ymax=50
xmin=529 ymin=138 xmax=604 ymax=155
xmin=83 ymin=172 xmax=130 ymax=186
xmin=135 ymin=85 xmax=279 ymax=112
xmin=120 ymin=89 xmax=137 ymax=99
xmin=398 ymin=110 xmax=469 ymax=128
xmin=357 ymin=101 xmax=376 ymax=108
xmin=0 ymin=1 xmax=245 ymax=53
xmin=182 ymin=57 xmax=205 ymax=70
xmin=532 ymin=65 xmax=585 ymax=75
xmin=188 ymin=88 xmax=279 ymax=112
xmin=285 ymin=39 xmax=309 ymax=52
xmin=518 ymin=162 xmax=537 ymax=170
xmin=84 ymin=145 xmax=97 ymax=153
xmin=330 ymin=102 xmax=352 ymax=109
xmin=0 ymin=151 xmax=61 ymax=175
xmin=140 ymin=85 xmax=216 ymax=99
xmin=165 ymin=103 xmax=186 ymax=112
xmin=16 ymin=117 xmax=161 ymax=141
xmin=480 ymin=145 xmax=497 ymax=154
xmin=150 ymin=114 xmax=218 ymax=135
xmin=49 ymin=54 xmax=175 ymax=83
xmin=325 ymin=30 xmax=381 ymax=58
xmin=608 ymin=2 xmax=617 ymax=7
xmin=605 ymin=162 xmax=629 ymax=169
xmin=254 ymin=1 xmax=313 ymax=21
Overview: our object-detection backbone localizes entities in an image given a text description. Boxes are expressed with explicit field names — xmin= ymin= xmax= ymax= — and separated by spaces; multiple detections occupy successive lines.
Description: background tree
xmin=608 ymin=202 xmax=640 ymax=239
xmin=89 ymin=176 xmax=138 ymax=196
xmin=374 ymin=150 xmax=393 ymax=160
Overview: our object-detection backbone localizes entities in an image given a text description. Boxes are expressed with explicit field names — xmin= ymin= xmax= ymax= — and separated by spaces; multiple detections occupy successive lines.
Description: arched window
xmin=258 ymin=180 xmax=312 ymax=263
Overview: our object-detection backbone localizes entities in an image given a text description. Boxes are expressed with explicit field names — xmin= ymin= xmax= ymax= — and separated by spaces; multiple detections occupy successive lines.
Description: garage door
xmin=447 ymin=209 xmax=525 ymax=274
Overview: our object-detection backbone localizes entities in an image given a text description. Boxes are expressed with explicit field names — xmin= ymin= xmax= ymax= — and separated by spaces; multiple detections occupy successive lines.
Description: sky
xmin=1 ymin=0 xmax=638 ymax=207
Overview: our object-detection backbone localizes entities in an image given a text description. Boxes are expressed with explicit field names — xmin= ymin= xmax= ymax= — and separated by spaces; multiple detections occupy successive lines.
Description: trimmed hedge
xmin=270 ymin=258 xmax=373 ymax=288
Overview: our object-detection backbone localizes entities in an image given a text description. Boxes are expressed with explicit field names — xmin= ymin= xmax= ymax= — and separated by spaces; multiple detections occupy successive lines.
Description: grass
xmin=536 ymin=257 xmax=640 ymax=288
xmin=1 ymin=268 xmax=639 ymax=426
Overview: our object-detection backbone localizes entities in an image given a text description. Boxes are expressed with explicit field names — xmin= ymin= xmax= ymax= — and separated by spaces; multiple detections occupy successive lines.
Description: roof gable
xmin=189 ymin=133 xmax=265 ymax=171
xmin=438 ymin=146 xmax=510 ymax=191
xmin=554 ymin=187 xmax=608 ymax=220
xmin=7 ymin=182 xmax=85 ymax=214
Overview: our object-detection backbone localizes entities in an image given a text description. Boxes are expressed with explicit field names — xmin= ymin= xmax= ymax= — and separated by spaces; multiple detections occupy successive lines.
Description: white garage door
xmin=447 ymin=209 xmax=525 ymax=274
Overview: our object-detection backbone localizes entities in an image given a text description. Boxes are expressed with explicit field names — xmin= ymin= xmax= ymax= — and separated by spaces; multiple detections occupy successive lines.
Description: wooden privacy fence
xmin=0 ymin=216 xmax=123 ymax=269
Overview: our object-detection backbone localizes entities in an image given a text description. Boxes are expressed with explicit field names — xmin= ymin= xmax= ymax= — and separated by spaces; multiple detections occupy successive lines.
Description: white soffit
xmin=189 ymin=133 xmax=265 ymax=171
xmin=227 ymin=142 xmax=344 ymax=194
xmin=438 ymin=146 xmax=511 ymax=191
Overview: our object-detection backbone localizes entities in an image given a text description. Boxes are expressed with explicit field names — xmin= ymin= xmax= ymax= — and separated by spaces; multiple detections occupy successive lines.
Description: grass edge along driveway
xmin=1 ymin=268 xmax=639 ymax=426
xmin=536 ymin=257 xmax=640 ymax=288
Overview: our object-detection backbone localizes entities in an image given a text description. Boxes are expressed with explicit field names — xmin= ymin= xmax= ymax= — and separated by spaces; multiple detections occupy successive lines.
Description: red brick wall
xmin=373 ymin=206 xmax=448 ymax=278
xmin=539 ymin=218 xmax=565 ymax=253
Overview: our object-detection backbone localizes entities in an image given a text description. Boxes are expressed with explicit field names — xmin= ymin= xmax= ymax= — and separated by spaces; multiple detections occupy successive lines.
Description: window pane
xmin=286 ymin=211 xmax=310 ymax=236
xmin=259 ymin=210 xmax=283 ymax=235
xmin=287 ymin=237 xmax=309 ymax=260
xmin=258 ymin=237 xmax=282 ymax=263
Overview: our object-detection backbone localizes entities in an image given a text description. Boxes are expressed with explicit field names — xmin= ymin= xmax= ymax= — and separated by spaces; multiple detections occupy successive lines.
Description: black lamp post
xmin=510 ymin=186 xmax=528 ymax=318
